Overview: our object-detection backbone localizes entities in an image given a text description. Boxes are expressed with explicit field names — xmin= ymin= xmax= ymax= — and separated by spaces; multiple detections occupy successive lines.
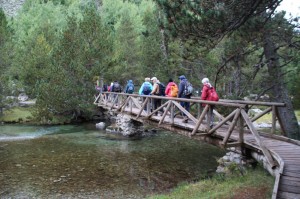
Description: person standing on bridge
xmin=111 ymin=80 xmax=122 ymax=105
xmin=165 ymin=78 xmax=178 ymax=97
xmin=125 ymin=80 xmax=134 ymax=94
xmin=201 ymin=77 xmax=219 ymax=128
xmin=139 ymin=77 xmax=153 ymax=112
xmin=139 ymin=77 xmax=153 ymax=95
xmin=178 ymin=75 xmax=191 ymax=123
xmin=150 ymin=77 xmax=163 ymax=116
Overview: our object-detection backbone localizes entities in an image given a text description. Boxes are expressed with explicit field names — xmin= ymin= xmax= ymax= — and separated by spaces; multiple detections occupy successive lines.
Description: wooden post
xmin=171 ymin=102 xmax=174 ymax=124
xmin=207 ymin=106 xmax=211 ymax=130
xmin=130 ymin=97 xmax=133 ymax=113
xmin=147 ymin=98 xmax=151 ymax=115
xmin=197 ymin=102 xmax=201 ymax=118
xmin=135 ymin=97 xmax=148 ymax=119
xmin=272 ymin=105 xmax=276 ymax=134
xmin=241 ymin=109 xmax=276 ymax=169
xmin=159 ymin=101 xmax=172 ymax=125
xmin=208 ymin=109 xmax=237 ymax=135
xmin=238 ymin=114 xmax=244 ymax=146
xmin=191 ymin=105 xmax=209 ymax=135
xmin=222 ymin=109 xmax=241 ymax=146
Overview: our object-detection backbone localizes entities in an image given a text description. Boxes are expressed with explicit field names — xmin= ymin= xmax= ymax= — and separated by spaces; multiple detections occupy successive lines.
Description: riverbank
xmin=148 ymin=166 xmax=274 ymax=199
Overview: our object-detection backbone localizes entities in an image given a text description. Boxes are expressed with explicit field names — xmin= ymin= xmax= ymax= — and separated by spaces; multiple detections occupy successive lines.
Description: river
xmin=0 ymin=123 xmax=225 ymax=198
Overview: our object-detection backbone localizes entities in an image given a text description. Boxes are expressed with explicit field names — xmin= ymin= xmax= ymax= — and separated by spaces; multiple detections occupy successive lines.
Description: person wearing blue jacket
xmin=139 ymin=77 xmax=153 ymax=112
xmin=125 ymin=80 xmax=135 ymax=94
xmin=139 ymin=77 xmax=153 ymax=95
xmin=177 ymin=75 xmax=191 ymax=123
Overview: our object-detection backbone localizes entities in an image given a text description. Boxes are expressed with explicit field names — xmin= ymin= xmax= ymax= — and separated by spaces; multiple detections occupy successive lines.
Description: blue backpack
xmin=143 ymin=83 xmax=151 ymax=95
xmin=127 ymin=84 xmax=134 ymax=94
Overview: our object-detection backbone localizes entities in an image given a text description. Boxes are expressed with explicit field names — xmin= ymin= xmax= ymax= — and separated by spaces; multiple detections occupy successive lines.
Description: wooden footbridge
xmin=94 ymin=92 xmax=300 ymax=199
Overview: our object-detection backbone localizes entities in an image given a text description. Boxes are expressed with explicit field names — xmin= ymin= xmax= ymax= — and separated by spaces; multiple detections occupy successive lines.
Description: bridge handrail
xmin=97 ymin=92 xmax=246 ymax=108
xmin=218 ymin=99 xmax=285 ymax=107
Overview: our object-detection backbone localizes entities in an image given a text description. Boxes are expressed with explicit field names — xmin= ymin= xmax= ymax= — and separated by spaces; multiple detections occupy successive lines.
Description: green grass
xmin=256 ymin=110 xmax=300 ymax=123
xmin=0 ymin=107 xmax=34 ymax=123
xmin=147 ymin=167 xmax=274 ymax=199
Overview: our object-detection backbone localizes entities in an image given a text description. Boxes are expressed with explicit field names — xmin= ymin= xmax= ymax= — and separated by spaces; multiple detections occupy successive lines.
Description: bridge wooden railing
xmin=94 ymin=92 xmax=286 ymax=169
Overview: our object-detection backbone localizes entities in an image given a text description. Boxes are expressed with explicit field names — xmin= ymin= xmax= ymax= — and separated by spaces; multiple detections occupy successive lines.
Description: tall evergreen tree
xmin=154 ymin=0 xmax=300 ymax=139
xmin=0 ymin=9 xmax=11 ymax=115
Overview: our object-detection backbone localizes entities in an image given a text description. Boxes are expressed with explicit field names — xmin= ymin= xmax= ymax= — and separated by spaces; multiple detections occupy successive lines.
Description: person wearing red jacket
xmin=201 ymin=77 xmax=215 ymax=128
xmin=165 ymin=78 xmax=178 ymax=97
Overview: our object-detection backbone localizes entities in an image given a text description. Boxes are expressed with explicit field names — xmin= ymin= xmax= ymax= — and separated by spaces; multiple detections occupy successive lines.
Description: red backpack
xmin=209 ymin=87 xmax=219 ymax=101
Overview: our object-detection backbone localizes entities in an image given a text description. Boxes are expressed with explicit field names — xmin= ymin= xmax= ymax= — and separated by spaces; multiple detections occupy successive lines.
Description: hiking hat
xmin=178 ymin=75 xmax=186 ymax=80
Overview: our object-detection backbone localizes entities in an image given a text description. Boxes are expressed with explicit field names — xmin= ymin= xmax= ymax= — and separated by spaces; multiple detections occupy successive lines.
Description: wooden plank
xmin=277 ymin=191 xmax=300 ymax=199
xmin=283 ymin=171 xmax=300 ymax=178
xmin=120 ymin=96 xmax=130 ymax=112
xmin=135 ymin=97 xmax=148 ymax=119
xmin=281 ymin=176 xmax=300 ymax=182
xmin=284 ymin=168 xmax=300 ymax=173
xmin=281 ymin=178 xmax=300 ymax=187
xmin=191 ymin=105 xmax=209 ymax=135
xmin=282 ymin=160 xmax=300 ymax=165
xmin=222 ymin=109 xmax=241 ymax=146
xmin=279 ymin=184 xmax=300 ymax=194
xmin=159 ymin=101 xmax=172 ymax=125
xmin=131 ymin=97 xmax=143 ymax=109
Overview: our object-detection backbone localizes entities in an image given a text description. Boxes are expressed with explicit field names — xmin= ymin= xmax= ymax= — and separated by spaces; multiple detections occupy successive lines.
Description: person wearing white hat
xmin=201 ymin=77 xmax=215 ymax=128
xmin=150 ymin=77 xmax=162 ymax=116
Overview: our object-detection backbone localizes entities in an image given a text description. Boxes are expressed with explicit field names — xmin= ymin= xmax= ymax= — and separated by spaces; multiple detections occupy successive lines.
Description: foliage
xmin=154 ymin=0 xmax=280 ymax=44
xmin=33 ymin=5 xmax=113 ymax=122
xmin=0 ymin=8 xmax=12 ymax=114
xmin=1 ymin=0 xmax=299 ymax=127
xmin=0 ymin=107 xmax=34 ymax=123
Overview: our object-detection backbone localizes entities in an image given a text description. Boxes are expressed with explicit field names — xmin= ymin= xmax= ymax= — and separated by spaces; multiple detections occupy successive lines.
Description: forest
xmin=0 ymin=0 xmax=299 ymax=139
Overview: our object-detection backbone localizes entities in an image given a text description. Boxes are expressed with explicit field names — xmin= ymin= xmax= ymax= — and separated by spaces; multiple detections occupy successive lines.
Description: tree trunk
xmin=264 ymin=34 xmax=300 ymax=140
xmin=158 ymin=11 xmax=168 ymax=60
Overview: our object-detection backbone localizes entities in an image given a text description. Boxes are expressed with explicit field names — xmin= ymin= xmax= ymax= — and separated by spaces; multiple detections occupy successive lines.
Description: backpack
xmin=143 ymin=83 xmax=151 ymax=95
xmin=127 ymin=84 xmax=134 ymax=94
xmin=170 ymin=84 xmax=178 ymax=97
xmin=113 ymin=82 xmax=121 ymax=92
xmin=103 ymin=84 xmax=108 ymax=92
xmin=157 ymin=83 xmax=166 ymax=96
xmin=210 ymin=87 xmax=219 ymax=101
xmin=184 ymin=81 xmax=193 ymax=96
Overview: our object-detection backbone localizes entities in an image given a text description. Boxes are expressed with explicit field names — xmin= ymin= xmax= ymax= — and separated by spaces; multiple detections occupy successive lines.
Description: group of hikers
xmin=98 ymin=75 xmax=219 ymax=126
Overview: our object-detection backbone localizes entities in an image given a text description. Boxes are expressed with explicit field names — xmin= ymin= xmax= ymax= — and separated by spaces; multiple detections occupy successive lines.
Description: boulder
xmin=96 ymin=122 xmax=106 ymax=130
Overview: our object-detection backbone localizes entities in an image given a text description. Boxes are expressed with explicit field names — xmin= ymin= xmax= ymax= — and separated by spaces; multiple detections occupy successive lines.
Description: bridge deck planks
xmin=99 ymin=101 xmax=300 ymax=199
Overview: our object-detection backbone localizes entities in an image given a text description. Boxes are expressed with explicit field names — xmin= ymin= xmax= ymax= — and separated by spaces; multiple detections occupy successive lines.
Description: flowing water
xmin=0 ymin=123 xmax=225 ymax=199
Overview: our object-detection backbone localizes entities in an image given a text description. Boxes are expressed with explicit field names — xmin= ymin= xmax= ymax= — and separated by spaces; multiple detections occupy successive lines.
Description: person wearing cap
xmin=201 ymin=77 xmax=214 ymax=128
xmin=150 ymin=77 xmax=162 ymax=116
xmin=177 ymin=75 xmax=190 ymax=123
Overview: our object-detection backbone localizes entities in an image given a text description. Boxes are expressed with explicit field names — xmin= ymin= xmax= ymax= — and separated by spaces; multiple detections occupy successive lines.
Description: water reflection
xmin=0 ymin=123 xmax=225 ymax=198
